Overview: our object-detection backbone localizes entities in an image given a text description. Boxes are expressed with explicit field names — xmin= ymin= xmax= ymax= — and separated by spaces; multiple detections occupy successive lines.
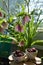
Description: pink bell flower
xmin=22 ymin=15 xmax=31 ymax=24
xmin=0 ymin=26 xmax=4 ymax=33
xmin=18 ymin=40 xmax=24 ymax=47
xmin=15 ymin=24 xmax=24 ymax=32
xmin=0 ymin=12 xmax=2 ymax=17
xmin=2 ymin=21 xmax=8 ymax=29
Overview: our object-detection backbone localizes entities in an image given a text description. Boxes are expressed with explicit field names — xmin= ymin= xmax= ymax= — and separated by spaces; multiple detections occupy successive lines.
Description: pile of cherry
xmin=27 ymin=48 xmax=36 ymax=52
xmin=13 ymin=50 xmax=24 ymax=57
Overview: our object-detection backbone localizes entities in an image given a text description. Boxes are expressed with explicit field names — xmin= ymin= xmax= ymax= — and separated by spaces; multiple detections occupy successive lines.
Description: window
xmin=0 ymin=0 xmax=43 ymax=29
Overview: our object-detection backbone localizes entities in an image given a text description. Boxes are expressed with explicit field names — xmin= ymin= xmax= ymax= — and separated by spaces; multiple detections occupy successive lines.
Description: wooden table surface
xmin=8 ymin=55 xmax=41 ymax=65
xmin=10 ymin=60 xmax=36 ymax=65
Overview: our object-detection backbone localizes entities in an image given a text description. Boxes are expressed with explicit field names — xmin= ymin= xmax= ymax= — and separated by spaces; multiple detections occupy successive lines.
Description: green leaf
xmin=31 ymin=9 xmax=35 ymax=15
xmin=31 ymin=40 xmax=43 ymax=46
xmin=17 ymin=12 xmax=25 ymax=16
xmin=0 ymin=8 xmax=6 ymax=14
xmin=33 ymin=19 xmax=42 ymax=37
xmin=8 ymin=16 xmax=14 ymax=23
xmin=17 ymin=12 xmax=28 ymax=17
xmin=0 ymin=19 xmax=6 ymax=25
xmin=21 ymin=5 xmax=25 ymax=12
xmin=29 ymin=16 xmax=34 ymax=38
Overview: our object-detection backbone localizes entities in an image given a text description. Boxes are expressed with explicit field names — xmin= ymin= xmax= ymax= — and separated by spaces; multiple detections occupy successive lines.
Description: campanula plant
xmin=0 ymin=0 xmax=42 ymax=51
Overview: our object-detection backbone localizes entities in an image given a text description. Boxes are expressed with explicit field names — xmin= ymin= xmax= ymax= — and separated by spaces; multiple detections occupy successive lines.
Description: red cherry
xmin=32 ymin=48 xmax=36 ymax=50
xmin=27 ymin=48 xmax=36 ymax=52
xmin=32 ymin=48 xmax=36 ymax=52
xmin=17 ymin=53 xmax=21 ymax=57
xmin=14 ymin=50 xmax=24 ymax=57
xmin=30 ymin=49 xmax=33 ymax=52
xmin=19 ymin=53 xmax=24 ymax=56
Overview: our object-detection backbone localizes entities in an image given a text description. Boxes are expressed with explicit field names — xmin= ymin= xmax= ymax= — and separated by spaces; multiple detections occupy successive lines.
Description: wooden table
xmin=10 ymin=61 xmax=36 ymax=65
xmin=8 ymin=55 xmax=41 ymax=65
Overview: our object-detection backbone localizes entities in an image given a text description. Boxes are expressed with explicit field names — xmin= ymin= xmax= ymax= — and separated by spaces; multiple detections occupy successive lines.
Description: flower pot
xmin=25 ymin=48 xmax=38 ymax=59
xmin=12 ymin=50 xmax=27 ymax=62
xmin=0 ymin=42 xmax=12 ymax=58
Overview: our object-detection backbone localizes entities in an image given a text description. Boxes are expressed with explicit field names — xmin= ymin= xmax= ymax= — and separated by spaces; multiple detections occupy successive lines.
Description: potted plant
xmin=0 ymin=0 xmax=43 ymax=62
xmin=8 ymin=0 xmax=42 ymax=60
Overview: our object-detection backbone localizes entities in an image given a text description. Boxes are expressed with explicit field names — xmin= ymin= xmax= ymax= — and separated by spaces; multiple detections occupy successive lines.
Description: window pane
xmin=0 ymin=0 xmax=43 ymax=28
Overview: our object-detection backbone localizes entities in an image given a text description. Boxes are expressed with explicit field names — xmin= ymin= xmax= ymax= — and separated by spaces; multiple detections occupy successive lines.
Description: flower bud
xmin=2 ymin=21 xmax=8 ymax=29
xmin=22 ymin=15 xmax=31 ymax=24
xmin=0 ymin=26 xmax=4 ymax=33
xmin=15 ymin=24 xmax=24 ymax=32
xmin=0 ymin=12 xmax=2 ymax=17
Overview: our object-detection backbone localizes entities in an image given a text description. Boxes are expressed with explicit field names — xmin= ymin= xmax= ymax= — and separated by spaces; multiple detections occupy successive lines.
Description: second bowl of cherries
xmin=12 ymin=50 xmax=27 ymax=62
xmin=25 ymin=48 xmax=38 ymax=59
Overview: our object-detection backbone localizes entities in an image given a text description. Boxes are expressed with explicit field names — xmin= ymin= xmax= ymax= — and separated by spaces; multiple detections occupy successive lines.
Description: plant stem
xmin=27 ymin=0 xmax=30 ymax=13
xmin=28 ymin=2 xmax=29 ymax=13
xmin=8 ymin=0 xmax=10 ymax=19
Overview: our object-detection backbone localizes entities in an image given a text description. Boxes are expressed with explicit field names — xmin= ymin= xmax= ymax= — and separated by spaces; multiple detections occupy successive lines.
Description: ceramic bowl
xmin=12 ymin=51 xmax=27 ymax=62
xmin=25 ymin=48 xmax=38 ymax=59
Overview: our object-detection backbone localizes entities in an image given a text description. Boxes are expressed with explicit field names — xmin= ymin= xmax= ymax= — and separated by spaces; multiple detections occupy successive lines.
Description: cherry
xmin=27 ymin=48 xmax=36 ymax=52
xmin=14 ymin=50 xmax=24 ymax=57
xmin=15 ymin=50 xmax=21 ymax=54
xmin=32 ymin=48 xmax=36 ymax=52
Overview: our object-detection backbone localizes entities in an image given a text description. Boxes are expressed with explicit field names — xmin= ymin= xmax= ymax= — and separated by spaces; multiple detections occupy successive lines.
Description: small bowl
xmin=12 ymin=51 xmax=27 ymax=62
xmin=25 ymin=48 xmax=38 ymax=59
